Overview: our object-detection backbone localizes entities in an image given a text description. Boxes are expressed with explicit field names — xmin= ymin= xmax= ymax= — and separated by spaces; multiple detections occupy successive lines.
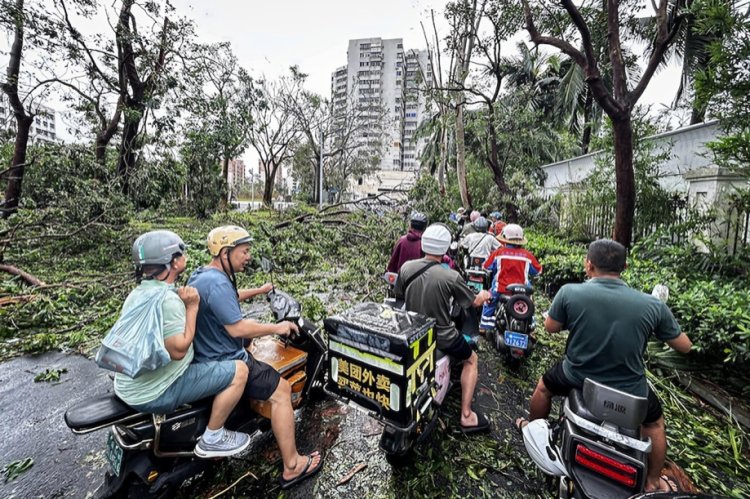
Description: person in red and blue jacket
xmin=480 ymin=224 xmax=542 ymax=333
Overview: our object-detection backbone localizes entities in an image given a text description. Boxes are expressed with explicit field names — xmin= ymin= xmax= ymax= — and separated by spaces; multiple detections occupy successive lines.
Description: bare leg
xmin=207 ymin=360 xmax=248 ymax=430
xmin=529 ymin=377 xmax=554 ymax=420
xmin=459 ymin=351 xmax=479 ymax=427
xmin=268 ymin=378 xmax=321 ymax=481
xmin=643 ymin=417 xmax=669 ymax=492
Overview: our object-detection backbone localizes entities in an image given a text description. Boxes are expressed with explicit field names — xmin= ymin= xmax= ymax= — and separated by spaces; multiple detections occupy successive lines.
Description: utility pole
xmin=319 ymin=128 xmax=324 ymax=209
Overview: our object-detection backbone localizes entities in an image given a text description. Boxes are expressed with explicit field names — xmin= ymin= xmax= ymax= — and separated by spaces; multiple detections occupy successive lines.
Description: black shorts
xmin=542 ymin=361 xmax=663 ymax=424
xmin=440 ymin=334 xmax=473 ymax=362
xmin=242 ymin=355 xmax=281 ymax=402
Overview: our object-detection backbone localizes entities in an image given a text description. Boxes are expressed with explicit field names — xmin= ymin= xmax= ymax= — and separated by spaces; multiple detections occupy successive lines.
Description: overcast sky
xmin=4 ymin=0 xmax=684 ymax=170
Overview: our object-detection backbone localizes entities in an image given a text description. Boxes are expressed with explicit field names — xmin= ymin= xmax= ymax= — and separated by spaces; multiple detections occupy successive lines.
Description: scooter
xmin=64 ymin=287 xmax=327 ymax=498
xmin=521 ymin=286 xmax=720 ymax=499
xmin=492 ymin=283 xmax=536 ymax=367
xmin=520 ymin=378 xmax=722 ymax=499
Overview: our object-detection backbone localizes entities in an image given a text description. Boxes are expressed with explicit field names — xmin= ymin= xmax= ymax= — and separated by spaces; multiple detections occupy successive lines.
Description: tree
xmin=180 ymin=42 xmax=254 ymax=198
xmin=248 ymin=74 xmax=302 ymax=206
xmin=53 ymin=0 xmax=124 ymax=166
xmin=446 ymin=0 xmax=487 ymax=209
xmin=695 ymin=0 xmax=750 ymax=174
xmin=1 ymin=0 xmax=62 ymax=218
xmin=523 ymin=0 xmax=688 ymax=246
xmin=284 ymin=67 xmax=385 ymax=203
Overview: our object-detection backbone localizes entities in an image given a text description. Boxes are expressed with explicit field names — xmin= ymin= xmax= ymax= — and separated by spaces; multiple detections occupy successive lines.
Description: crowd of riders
xmin=110 ymin=200 xmax=691 ymax=494
xmin=387 ymin=206 xmax=691 ymax=494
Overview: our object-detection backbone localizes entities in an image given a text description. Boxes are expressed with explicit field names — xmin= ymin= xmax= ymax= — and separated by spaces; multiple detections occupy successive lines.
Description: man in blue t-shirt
xmin=518 ymin=239 xmax=692 ymax=493
xmin=189 ymin=225 xmax=322 ymax=490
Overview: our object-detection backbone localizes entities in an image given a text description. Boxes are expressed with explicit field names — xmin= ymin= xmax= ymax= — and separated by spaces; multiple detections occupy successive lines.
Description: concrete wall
xmin=541 ymin=120 xmax=722 ymax=194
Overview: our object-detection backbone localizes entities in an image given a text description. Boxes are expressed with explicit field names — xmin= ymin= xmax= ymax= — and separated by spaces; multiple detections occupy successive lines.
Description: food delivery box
xmin=324 ymin=302 xmax=436 ymax=428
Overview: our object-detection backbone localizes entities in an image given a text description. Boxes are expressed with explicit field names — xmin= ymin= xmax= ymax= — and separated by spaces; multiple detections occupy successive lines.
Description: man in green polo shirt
xmin=520 ymin=239 xmax=692 ymax=493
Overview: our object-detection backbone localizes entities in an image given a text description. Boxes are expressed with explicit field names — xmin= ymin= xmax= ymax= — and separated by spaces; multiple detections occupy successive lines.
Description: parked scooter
xmin=64 ymin=282 xmax=326 ymax=498
xmin=324 ymin=300 xmax=449 ymax=466
xmin=521 ymin=285 xmax=718 ymax=499
xmin=492 ymin=283 xmax=536 ymax=366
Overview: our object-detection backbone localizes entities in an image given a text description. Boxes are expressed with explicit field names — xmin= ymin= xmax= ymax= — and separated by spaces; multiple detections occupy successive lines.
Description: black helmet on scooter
xmin=410 ymin=211 xmax=428 ymax=232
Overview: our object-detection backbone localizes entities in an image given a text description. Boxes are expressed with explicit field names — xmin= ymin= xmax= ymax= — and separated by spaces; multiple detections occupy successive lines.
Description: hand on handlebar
xmin=275 ymin=320 xmax=299 ymax=337
xmin=258 ymin=282 xmax=274 ymax=294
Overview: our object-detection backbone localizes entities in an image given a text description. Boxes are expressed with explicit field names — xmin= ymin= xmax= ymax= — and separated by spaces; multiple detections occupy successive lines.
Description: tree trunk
xmin=580 ymin=90 xmax=594 ymax=154
xmin=611 ymin=116 xmax=635 ymax=247
xmin=116 ymin=99 xmax=143 ymax=195
xmin=486 ymin=105 xmax=510 ymax=196
xmin=2 ymin=0 xmax=31 ymax=218
xmin=263 ymin=164 xmax=277 ymax=206
xmin=454 ymin=102 xmax=471 ymax=209
xmin=95 ymin=98 xmax=122 ymax=166
xmin=3 ymin=118 xmax=32 ymax=218
xmin=438 ymin=125 xmax=447 ymax=195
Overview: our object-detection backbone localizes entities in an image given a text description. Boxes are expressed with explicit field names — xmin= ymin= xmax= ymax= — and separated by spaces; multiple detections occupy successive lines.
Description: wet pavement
xmin=0 ymin=340 xmax=548 ymax=498
xmin=0 ymin=351 xmax=110 ymax=499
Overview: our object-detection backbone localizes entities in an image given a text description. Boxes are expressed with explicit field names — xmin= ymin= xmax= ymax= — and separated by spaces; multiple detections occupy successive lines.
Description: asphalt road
xmin=0 ymin=352 xmax=111 ymax=499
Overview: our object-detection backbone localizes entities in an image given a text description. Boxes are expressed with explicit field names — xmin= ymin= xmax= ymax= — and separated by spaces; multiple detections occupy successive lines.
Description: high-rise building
xmin=330 ymin=37 xmax=431 ymax=198
xmin=0 ymin=95 xmax=57 ymax=144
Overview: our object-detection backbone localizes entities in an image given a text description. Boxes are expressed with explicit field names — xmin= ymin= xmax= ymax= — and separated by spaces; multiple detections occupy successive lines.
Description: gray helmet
xmin=473 ymin=216 xmax=490 ymax=232
xmin=410 ymin=211 xmax=428 ymax=231
xmin=132 ymin=230 xmax=186 ymax=270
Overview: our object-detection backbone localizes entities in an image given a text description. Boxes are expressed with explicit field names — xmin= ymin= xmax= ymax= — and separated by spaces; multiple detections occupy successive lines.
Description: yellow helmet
xmin=207 ymin=225 xmax=253 ymax=257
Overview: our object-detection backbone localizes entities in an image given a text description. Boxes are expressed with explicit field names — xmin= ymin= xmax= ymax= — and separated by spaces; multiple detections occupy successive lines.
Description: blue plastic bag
xmin=95 ymin=286 xmax=171 ymax=378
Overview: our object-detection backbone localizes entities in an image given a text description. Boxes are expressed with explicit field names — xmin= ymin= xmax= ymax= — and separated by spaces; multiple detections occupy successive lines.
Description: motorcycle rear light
xmin=575 ymin=444 xmax=637 ymax=488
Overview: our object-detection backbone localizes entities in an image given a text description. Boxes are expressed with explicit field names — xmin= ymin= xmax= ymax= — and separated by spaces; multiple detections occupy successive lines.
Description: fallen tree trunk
xmin=0 ymin=264 xmax=45 ymax=286
xmin=673 ymin=371 xmax=750 ymax=430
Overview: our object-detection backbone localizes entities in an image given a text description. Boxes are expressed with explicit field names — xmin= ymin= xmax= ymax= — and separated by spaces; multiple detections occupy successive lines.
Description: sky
xmin=168 ymin=0 xmax=683 ymax=170
xmin=4 ymin=0 xmax=684 ymax=168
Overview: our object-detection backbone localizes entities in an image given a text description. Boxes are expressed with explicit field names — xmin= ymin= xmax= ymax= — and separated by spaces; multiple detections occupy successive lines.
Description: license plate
xmin=504 ymin=331 xmax=529 ymax=349
xmin=105 ymin=431 xmax=124 ymax=477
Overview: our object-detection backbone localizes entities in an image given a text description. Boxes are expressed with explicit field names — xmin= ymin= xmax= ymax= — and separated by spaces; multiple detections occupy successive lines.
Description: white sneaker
xmin=194 ymin=429 xmax=251 ymax=458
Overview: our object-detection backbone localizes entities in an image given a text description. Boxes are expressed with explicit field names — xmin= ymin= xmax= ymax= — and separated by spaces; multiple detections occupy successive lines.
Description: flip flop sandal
xmin=279 ymin=451 xmax=324 ymax=490
xmin=460 ymin=411 xmax=491 ymax=434
xmin=661 ymin=475 xmax=679 ymax=492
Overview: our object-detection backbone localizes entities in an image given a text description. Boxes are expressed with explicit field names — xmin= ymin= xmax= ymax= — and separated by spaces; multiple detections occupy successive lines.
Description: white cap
xmin=421 ymin=224 xmax=452 ymax=256
xmin=470 ymin=210 xmax=480 ymax=222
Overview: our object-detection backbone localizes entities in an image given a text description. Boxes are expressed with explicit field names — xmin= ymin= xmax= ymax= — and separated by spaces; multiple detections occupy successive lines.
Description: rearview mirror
xmin=260 ymin=257 xmax=274 ymax=273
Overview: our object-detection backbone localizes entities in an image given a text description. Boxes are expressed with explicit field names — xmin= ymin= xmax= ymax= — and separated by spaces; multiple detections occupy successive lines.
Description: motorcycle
xmin=492 ymin=283 xmax=536 ymax=366
xmin=64 ymin=284 xmax=327 ymax=498
xmin=520 ymin=378 xmax=726 ymax=499
xmin=324 ymin=297 xmax=452 ymax=466
xmin=521 ymin=285 xmax=720 ymax=499
xmin=464 ymin=255 xmax=492 ymax=294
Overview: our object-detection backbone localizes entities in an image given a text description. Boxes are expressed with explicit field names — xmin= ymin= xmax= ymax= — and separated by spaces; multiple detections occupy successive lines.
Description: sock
xmin=202 ymin=427 xmax=224 ymax=444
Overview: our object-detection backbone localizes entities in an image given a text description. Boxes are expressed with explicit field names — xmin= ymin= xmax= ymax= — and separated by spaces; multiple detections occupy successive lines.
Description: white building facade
xmin=331 ymin=37 xmax=431 ymax=198
xmin=0 ymin=95 xmax=57 ymax=144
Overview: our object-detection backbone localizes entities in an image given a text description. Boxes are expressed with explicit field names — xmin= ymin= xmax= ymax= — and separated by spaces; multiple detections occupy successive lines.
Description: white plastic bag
xmin=95 ymin=287 xmax=171 ymax=378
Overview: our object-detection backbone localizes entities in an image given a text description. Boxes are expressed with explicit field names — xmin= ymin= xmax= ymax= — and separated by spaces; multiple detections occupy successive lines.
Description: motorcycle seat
xmin=569 ymin=384 xmax=643 ymax=439
xmin=65 ymin=393 xmax=140 ymax=432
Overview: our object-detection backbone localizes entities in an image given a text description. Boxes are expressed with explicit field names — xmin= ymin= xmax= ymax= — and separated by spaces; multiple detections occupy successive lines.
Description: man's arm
xmin=544 ymin=315 xmax=564 ymax=333
xmin=472 ymin=290 xmax=491 ymax=307
xmin=225 ymin=318 xmax=298 ymax=339
xmin=164 ymin=287 xmax=199 ymax=360
xmin=238 ymin=283 xmax=273 ymax=302
xmin=666 ymin=332 xmax=692 ymax=353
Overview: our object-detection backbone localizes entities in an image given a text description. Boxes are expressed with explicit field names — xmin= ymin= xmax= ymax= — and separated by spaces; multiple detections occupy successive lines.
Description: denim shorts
xmin=130 ymin=360 xmax=236 ymax=414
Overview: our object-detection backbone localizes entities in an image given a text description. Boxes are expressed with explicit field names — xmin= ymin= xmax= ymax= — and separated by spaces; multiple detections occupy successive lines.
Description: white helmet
xmin=421 ymin=224 xmax=451 ymax=256
xmin=521 ymin=419 xmax=568 ymax=476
